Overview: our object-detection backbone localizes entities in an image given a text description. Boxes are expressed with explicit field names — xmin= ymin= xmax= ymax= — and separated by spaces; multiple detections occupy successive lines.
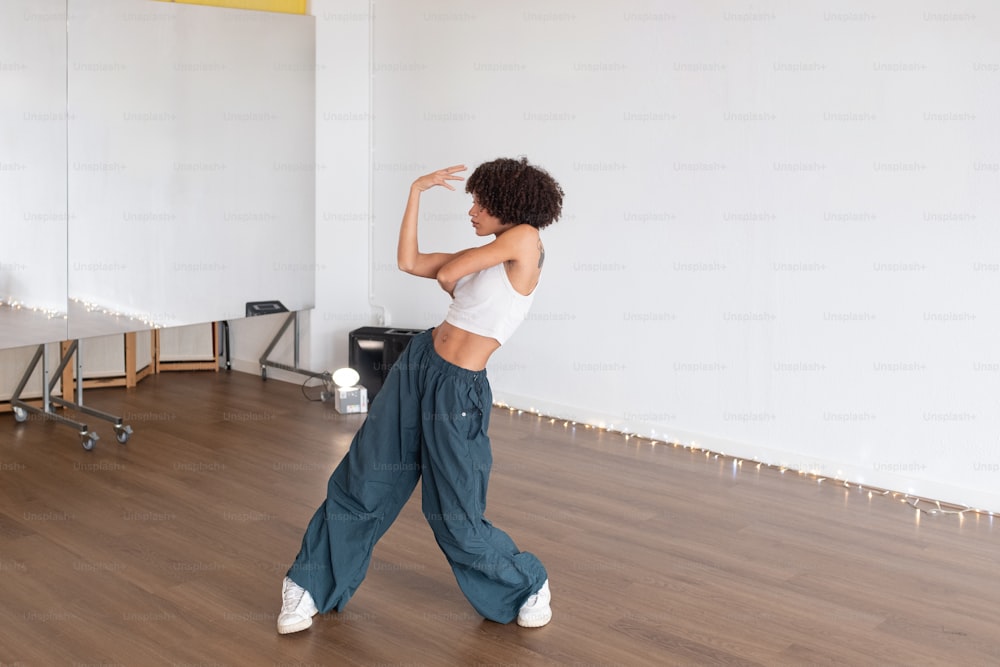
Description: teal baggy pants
xmin=287 ymin=328 xmax=547 ymax=624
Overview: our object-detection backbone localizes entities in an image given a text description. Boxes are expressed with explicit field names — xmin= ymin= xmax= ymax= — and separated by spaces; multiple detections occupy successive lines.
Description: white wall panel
xmin=77 ymin=335 xmax=125 ymax=379
xmin=159 ymin=323 xmax=214 ymax=362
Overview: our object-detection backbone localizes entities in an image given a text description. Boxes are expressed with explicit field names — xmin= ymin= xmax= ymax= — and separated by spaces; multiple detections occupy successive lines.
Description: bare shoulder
xmin=502 ymin=224 xmax=545 ymax=273
xmin=506 ymin=222 xmax=539 ymax=239
xmin=502 ymin=223 xmax=540 ymax=251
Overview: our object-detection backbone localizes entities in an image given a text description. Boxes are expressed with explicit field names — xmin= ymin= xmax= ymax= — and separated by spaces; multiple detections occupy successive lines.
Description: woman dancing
xmin=278 ymin=157 xmax=564 ymax=633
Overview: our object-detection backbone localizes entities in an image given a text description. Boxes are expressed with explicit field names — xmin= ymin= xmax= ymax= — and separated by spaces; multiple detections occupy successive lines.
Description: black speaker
xmin=348 ymin=326 xmax=423 ymax=401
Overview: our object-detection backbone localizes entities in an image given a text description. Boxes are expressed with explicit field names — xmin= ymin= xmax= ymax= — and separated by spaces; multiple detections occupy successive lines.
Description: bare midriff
xmin=432 ymin=320 xmax=500 ymax=372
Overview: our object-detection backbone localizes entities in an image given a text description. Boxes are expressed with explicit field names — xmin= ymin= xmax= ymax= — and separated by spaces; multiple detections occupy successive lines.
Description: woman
xmin=278 ymin=157 xmax=564 ymax=634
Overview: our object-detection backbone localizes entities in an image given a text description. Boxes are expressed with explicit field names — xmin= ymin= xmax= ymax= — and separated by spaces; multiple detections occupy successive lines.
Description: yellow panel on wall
xmin=152 ymin=0 xmax=307 ymax=15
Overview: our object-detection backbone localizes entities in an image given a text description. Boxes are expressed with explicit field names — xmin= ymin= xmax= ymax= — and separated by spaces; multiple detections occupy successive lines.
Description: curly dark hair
xmin=465 ymin=157 xmax=564 ymax=230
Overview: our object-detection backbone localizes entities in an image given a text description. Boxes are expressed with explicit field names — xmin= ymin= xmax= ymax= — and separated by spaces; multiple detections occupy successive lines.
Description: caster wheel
xmin=115 ymin=425 xmax=132 ymax=444
xmin=13 ymin=406 xmax=27 ymax=423
xmin=81 ymin=431 xmax=99 ymax=451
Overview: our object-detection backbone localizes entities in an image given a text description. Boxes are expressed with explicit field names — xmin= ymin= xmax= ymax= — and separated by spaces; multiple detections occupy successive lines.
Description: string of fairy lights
xmin=69 ymin=297 xmax=166 ymax=329
xmin=0 ymin=298 xmax=66 ymax=321
xmin=2 ymin=298 xmax=166 ymax=330
xmin=495 ymin=401 xmax=991 ymax=521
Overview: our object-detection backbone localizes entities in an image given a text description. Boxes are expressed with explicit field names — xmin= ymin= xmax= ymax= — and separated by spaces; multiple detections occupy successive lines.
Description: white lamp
xmin=331 ymin=367 xmax=360 ymax=389
xmin=330 ymin=367 xmax=367 ymax=414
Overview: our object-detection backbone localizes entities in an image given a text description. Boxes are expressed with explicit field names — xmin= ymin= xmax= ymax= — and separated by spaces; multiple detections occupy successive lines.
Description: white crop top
xmin=444 ymin=262 xmax=536 ymax=345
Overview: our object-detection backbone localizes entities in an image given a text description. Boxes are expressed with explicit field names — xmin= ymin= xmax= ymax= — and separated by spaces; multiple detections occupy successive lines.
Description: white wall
xmin=364 ymin=1 xmax=1000 ymax=511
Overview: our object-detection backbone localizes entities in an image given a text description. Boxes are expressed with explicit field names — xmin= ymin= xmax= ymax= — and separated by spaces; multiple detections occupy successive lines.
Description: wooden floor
xmin=2 ymin=370 xmax=999 ymax=666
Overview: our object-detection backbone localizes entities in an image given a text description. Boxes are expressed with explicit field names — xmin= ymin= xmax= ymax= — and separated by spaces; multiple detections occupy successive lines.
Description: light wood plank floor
xmin=2 ymin=370 xmax=999 ymax=666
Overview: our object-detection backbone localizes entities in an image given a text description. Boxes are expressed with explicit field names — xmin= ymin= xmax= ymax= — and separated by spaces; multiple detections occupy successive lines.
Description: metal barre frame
xmin=257 ymin=311 xmax=331 ymax=384
xmin=9 ymin=340 xmax=132 ymax=450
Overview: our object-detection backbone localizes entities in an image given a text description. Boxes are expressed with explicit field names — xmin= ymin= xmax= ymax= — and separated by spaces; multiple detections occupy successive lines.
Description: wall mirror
xmin=0 ymin=0 xmax=69 ymax=350
xmin=1 ymin=0 xmax=315 ymax=351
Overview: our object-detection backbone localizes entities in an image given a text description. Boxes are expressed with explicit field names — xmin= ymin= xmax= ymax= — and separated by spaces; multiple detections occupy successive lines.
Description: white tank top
xmin=444 ymin=263 xmax=536 ymax=345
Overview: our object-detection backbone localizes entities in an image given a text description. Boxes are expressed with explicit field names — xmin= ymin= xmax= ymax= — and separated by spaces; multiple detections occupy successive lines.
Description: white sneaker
xmin=277 ymin=576 xmax=318 ymax=634
xmin=517 ymin=579 xmax=551 ymax=628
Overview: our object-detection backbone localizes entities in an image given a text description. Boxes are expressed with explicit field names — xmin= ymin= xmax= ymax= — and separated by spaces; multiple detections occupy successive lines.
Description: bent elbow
xmin=397 ymin=257 xmax=415 ymax=274
xmin=435 ymin=265 xmax=454 ymax=284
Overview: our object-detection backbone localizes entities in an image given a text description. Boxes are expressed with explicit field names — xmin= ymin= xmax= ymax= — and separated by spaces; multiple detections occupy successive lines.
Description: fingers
xmin=438 ymin=164 xmax=466 ymax=190
xmin=412 ymin=164 xmax=467 ymax=192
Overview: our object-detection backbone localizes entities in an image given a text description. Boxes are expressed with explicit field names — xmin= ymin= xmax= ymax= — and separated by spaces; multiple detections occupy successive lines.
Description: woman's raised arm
xmin=396 ymin=165 xmax=468 ymax=278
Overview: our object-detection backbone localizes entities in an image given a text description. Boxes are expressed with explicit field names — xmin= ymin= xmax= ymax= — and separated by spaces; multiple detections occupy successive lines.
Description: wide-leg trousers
xmin=287 ymin=329 xmax=547 ymax=624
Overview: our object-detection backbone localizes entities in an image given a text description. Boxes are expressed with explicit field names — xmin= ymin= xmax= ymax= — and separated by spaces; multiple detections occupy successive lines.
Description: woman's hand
xmin=398 ymin=165 xmax=472 ymax=278
xmin=412 ymin=164 xmax=466 ymax=192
